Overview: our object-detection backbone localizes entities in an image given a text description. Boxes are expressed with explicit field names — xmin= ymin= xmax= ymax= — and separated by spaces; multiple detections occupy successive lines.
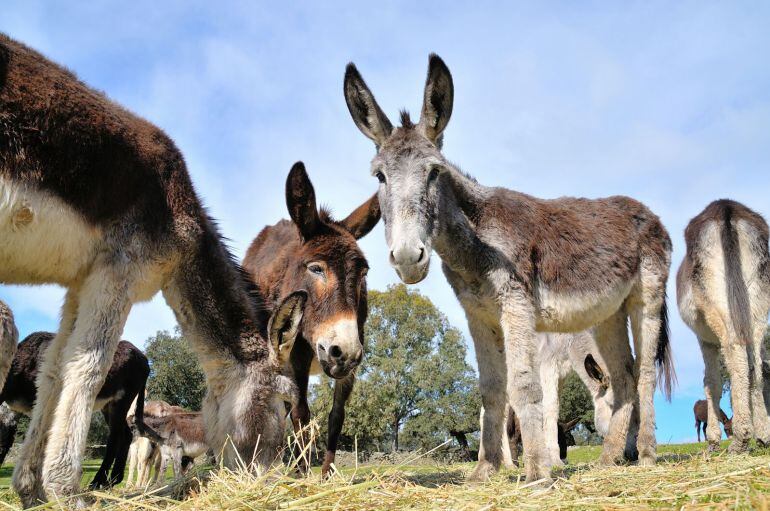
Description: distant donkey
xmin=501 ymin=331 xmax=638 ymax=467
xmin=678 ymin=200 xmax=770 ymax=452
xmin=344 ymin=54 xmax=674 ymax=482
xmin=243 ymin=162 xmax=379 ymax=477
xmin=0 ymin=34 xmax=304 ymax=506
xmin=693 ymin=399 xmax=732 ymax=442
xmin=0 ymin=333 xmax=150 ymax=489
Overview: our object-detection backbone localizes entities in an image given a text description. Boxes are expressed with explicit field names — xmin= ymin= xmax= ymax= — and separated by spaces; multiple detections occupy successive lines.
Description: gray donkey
xmin=678 ymin=200 xmax=770 ymax=452
xmin=344 ymin=55 xmax=675 ymax=482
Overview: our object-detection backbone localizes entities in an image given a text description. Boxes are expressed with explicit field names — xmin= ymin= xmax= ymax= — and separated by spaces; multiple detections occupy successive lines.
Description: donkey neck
xmin=431 ymin=167 xmax=490 ymax=274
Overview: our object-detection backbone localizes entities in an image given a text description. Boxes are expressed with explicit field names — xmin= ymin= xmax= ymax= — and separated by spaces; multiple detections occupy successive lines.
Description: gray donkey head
xmin=344 ymin=54 xmax=454 ymax=284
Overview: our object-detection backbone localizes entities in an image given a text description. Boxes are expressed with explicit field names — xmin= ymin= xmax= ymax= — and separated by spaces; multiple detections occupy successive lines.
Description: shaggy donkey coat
xmin=0 ymin=333 xmax=150 ymax=488
xmin=0 ymin=34 xmax=301 ymax=505
xmin=243 ymin=162 xmax=379 ymax=477
xmin=344 ymin=54 xmax=674 ymax=482
xmin=677 ymin=200 xmax=770 ymax=452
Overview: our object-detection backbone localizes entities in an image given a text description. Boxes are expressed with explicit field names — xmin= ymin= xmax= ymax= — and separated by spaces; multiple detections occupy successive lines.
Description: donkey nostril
xmin=417 ymin=248 xmax=425 ymax=263
xmin=328 ymin=345 xmax=343 ymax=359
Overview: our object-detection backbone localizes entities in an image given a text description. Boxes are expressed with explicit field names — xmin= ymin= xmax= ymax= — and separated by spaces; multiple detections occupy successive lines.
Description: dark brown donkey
xmin=693 ymin=399 xmax=732 ymax=442
xmin=243 ymin=162 xmax=379 ymax=477
xmin=0 ymin=34 xmax=302 ymax=506
xmin=0 ymin=332 xmax=149 ymax=488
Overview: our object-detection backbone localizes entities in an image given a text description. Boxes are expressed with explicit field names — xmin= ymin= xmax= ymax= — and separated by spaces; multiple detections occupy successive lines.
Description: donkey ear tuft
xmin=344 ymin=63 xmax=394 ymax=146
xmin=340 ymin=193 xmax=381 ymax=239
xmin=584 ymin=354 xmax=608 ymax=389
xmin=286 ymin=162 xmax=320 ymax=240
xmin=269 ymin=290 xmax=308 ymax=365
xmin=419 ymin=53 xmax=454 ymax=144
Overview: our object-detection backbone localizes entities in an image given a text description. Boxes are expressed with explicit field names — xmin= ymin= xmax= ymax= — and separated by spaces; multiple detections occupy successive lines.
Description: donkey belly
xmin=535 ymin=281 xmax=633 ymax=332
xmin=0 ymin=177 xmax=100 ymax=285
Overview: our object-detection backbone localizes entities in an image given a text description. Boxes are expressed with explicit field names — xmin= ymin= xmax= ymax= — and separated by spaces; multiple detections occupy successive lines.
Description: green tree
xmin=145 ymin=328 xmax=206 ymax=410
xmin=310 ymin=284 xmax=480 ymax=453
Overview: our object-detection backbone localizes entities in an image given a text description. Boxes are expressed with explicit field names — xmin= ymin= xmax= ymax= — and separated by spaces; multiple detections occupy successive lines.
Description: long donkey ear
xmin=344 ymin=63 xmax=393 ymax=146
xmin=584 ymin=354 xmax=609 ymax=390
xmin=268 ymin=290 xmax=307 ymax=365
xmin=418 ymin=53 xmax=454 ymax=145
xmin=340 ymin=193 xmax=381 ymax=239
xmin=562 ymin=417 xmax=581 ymax=433
xmin=286 ymin=162 xmax=320 ymax=240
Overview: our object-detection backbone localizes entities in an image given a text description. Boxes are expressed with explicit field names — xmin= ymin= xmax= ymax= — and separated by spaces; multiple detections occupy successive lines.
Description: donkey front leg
xmin=501 ymin=299 xmax=550 ymax=482
xmin=466 ymin=314 xmax=507 ymax=482
xmin=539 ymin=356 xmax=563 ymax=466
xmin=13 ymin=288 xmax=80 ymax=507
xmin=322 ymin=373 xmax=355 ymax=478
xmin=41 ymin=263 xmax=132 ymax=501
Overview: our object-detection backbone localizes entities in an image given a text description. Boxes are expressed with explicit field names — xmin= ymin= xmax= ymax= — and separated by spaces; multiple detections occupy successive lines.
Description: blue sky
xmin=2 ymin=1 xmax=770 ymax=444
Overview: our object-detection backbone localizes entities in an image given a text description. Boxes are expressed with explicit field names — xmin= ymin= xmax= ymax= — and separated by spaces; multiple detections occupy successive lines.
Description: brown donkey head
xmin=245 ymin=162 xmax=380 ymax=379
xmin=344 ymin=54 xmax=453 ymax=284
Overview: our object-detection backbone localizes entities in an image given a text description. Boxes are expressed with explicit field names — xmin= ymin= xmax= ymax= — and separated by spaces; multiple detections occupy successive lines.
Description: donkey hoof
xmin=706 ymin=441 xmax=721 ymax=453
xmin=728 ymin=440 xmax=749 ymax=454
xmin=467 ymin=461 xmax=496 ymax=482
xmin=638 ymin=454 xmax=656 ymax=467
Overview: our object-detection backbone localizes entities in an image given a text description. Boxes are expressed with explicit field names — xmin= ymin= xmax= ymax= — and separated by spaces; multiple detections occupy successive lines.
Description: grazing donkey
xmin=0 ymin=332 xmax=150 ymax=489
xmin=503 ymin=407 xmax=580 ymax=467
xmin=0 ymin=300 xmax=17 ymax=392
xmin=243 ymin=162 xmax=379 ymax=476
xmin=500 ymin=331 xmax=638 ymax=467
xmin=0 ymin=404 xmax=17 ymax=466
xmin=677 ymin=200 xmax=770 ymax=452
xmin=0 ymin=34 xmax=304 ymax=505
xmin=344 ymin=54 xmax=675 ymax=481
xmin=693 ymin=399 xmax=732 ymax=442
xmin=146 ymin=413 xmax=209 ymax=479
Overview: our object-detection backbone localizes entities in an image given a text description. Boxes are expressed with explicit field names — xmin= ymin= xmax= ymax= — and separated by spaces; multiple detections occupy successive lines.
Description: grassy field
xmin=0 ymin=441 xmax=769 ymax=510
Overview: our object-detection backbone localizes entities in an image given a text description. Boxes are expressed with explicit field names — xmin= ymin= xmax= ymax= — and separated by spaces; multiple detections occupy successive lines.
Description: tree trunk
xmin=392 ymin=419 xmax=400 ymax=452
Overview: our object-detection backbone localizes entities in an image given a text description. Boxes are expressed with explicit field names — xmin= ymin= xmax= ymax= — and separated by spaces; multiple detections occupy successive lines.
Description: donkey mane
xmin=399 ymin=110 xmax=414 ymax=128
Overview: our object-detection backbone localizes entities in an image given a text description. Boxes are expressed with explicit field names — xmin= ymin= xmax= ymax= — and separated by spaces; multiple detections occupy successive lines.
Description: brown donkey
xmin=678 ymin=200 xmax=770 ymax=452
xmin=693 ymin=399 xmax=732 ymax=442
xmin=243 ymin=162 xmax=379 ymax=476
xmin=344 ymin=54 xmax=675 ymax=482
xmin=0 ymin=34 xmax=305 ymax=506
xmin=0 ymin=333 xmax=150 ymax=489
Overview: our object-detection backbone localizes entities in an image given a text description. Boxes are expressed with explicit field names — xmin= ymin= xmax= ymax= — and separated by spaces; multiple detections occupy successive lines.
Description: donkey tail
xmin=0 ymin=300 xmax=18 ymax=393
xmin=720 ymin=204 xmax=753 ymax=346
xmin=655 ymin=298 xmax=677 ymax=401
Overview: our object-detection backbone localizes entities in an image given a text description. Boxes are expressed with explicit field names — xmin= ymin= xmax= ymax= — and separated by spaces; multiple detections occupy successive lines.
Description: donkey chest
xmin=0 ymin=176 xmax=101 ymax=285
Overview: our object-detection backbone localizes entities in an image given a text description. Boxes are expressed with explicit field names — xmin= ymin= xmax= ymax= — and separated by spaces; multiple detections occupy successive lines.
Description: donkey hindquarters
xmin=1 ymin=34 xmax=289 ymax=506
xmin=678 ymin=200 xmax=770 ymax=452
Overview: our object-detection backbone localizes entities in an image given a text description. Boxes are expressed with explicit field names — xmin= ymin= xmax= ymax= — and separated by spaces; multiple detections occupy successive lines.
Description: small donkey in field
xmin=693 ymin=399 xmax=732 ymax=442
xmin=243 ymin=162 xmax=379 ymax=477
xmin=0 ymin=332 xmax=150 ymax=489
xmin=344 ymin=54 xmax=675 ymax=482
xmin=0 ymin=34 xmax=305 ymax=506
xmin=678 ymin=200 xmax=770 ymax=452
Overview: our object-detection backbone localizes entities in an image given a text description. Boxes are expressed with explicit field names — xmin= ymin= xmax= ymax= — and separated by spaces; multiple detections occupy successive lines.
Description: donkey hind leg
xmin=698 ymin=337 xmax=724 ymax=450
xmin=107 ymin=418 xmax=133 ymax=486
xmin=466 ymin=314 xmax=507 ymax=482
xmin=501 ymin=298 xmax=550 ymax=482
xmin=126 ymin=439 xmax=139 ymax=487
xmin=594 ymin=311 xmax=637 ymax=466
xmin=41 ymin=262 xmax=133 ymax=500
xmin=628 ymin=262 xmax=669 ymax=467
xmin=750 ymin=318 xmax=770 ymax=445
xmin=89 ymin=410 xmax=118 ymax=489
xmin=12 ymin=288 xmax=79 ymax=507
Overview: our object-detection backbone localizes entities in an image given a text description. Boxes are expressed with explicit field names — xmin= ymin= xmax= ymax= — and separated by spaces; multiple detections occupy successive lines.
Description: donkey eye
xmin=307 ymin=263 xmax=325 ymax=276
xmin=427 ymin=166 xmax=440 ymax=183
xmin=375 ymin=171 xmax=386 ymax=184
